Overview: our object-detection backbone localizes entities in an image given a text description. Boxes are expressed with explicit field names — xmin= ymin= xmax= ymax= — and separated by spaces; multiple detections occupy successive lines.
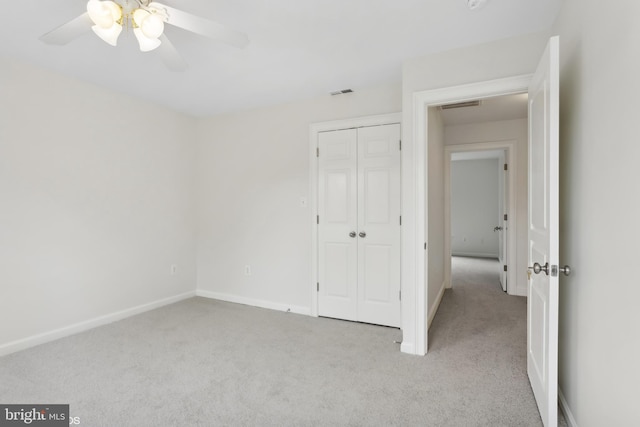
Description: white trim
xmin=309 ymin=112 xmax=402 ymax=319
xmin=427 ymin=281 xmax=447 ymax=329
xmin=559 ymin=388 xmax=578 ymax=427
xmin=411 ymin=74 xmax=532 ymax=356
xmin=0 ymin=291 xmax=196 ymax=357
xmin=444 ymin=140 xmax=519 ymax=295
xmin=196 ymin=290 xmax=312 ymax=316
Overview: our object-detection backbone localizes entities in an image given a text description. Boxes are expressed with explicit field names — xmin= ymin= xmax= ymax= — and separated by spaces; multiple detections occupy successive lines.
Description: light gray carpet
xmin=0 ymin=257 xmax=565 ymax=426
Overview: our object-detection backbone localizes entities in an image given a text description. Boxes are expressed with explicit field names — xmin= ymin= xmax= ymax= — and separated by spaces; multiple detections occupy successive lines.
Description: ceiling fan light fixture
xmin=87 ymin=0 xmax=122 ymax=29
xmin=91 ymin=22 xmax=123 ymax=46
xmin=140 ymin=12 xmax=165 ymax=39
xmin=134 ymin=28 xmax=162 ymax=52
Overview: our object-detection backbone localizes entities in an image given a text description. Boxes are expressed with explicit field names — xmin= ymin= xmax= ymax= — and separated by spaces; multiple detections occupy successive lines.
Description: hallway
xmin=429 ymin=256 xmax=567 ymax=426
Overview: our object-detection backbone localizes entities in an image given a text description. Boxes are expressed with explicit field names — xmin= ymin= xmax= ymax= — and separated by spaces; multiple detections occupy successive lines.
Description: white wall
xmin=427 ymin=108 xmax=445 ymax=324
xmin=553 ymin=1 xmax=640 ymax=425
xmin=445 ymin=119 xmax=528 ymax=295
xmin=450 ymin=158 xmax=499 ymax=258
xmin=195 ymin=83 xmax=401 ymax=313
xmin=0 ymin=58 xmax=197 ymax=351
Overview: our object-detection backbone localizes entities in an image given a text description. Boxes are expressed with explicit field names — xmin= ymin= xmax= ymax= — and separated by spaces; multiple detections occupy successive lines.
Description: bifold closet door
xmin=356 ymin=124 xmax=401 ymax=327
xmin=317 ymin=128 xmax=359 ymax=321
xmin=317 ymin=124 xmax=401 ymax=327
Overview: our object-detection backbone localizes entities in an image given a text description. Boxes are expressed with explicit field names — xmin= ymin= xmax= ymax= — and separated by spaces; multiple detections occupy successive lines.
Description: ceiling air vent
xmin=330 ymin=89 xmax=354 ymax=96
xmin=440 ymin=100 xmax=481 ymax=110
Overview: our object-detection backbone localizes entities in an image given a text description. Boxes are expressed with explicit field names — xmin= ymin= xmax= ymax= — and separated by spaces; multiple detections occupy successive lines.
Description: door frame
xmin=444 ymin=141 xmax=518 ymax=294
xmin=309 ymin=112 xmax=402 ymax=318
xmin=411 ymin=74 xmax=532 ymax=356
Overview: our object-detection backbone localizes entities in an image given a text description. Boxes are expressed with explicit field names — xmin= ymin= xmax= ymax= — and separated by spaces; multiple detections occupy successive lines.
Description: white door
xmin=527 ymin=36 xmax=560 ymax=427
xmin=318 ymin=124 xmax=401 ymax=327
xmin=498 ymin=151 xmax=508 ymax=291
xmin=356 ymin=125 xmax=402 ymax=327
xmin=317 ymin=128 xmax=358 ymax=321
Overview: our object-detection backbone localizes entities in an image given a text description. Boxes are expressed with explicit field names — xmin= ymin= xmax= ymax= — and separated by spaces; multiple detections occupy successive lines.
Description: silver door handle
xmin=557 ymin=265 xmax=572 ymax=276
xmin=349 ymin=231 xmax=356 ymax=238
xmin=359 ymin=231 xmax=366 ymax=238
xmin=530 ymin=262 xmax=549 ymax=275
xmin=494 ymin=226 xmax=503 ymax=232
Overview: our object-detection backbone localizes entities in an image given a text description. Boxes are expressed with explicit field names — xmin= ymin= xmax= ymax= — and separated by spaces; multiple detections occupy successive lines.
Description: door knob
xmin=558 ymin=265 xmax=571 ymax=276
xmin=349 ymin=231 xmax=356 ymax=238
xmin=530 ymin=262 xmax=549 ymax=275
xmin=359 ymin=231 xmax=366 ymax=238
xmin=493 ymin=226 xmax=503 ymax=232
xmin=553 ymin=265 xmax=572 ymax=276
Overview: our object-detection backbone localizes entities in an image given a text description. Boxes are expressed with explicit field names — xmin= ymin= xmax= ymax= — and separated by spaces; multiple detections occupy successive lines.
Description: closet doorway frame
xmin=309 ymin=112 xmax=402 ymax=318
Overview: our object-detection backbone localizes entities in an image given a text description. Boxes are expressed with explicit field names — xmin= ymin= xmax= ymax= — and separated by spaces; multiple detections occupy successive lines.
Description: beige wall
xmin=195 ymin=83 xmax=402 ymax=312
xmin=0 ymin=58 xmax=197 ymax=350
xmin=553 ymin=0 xmax=640 ymax=424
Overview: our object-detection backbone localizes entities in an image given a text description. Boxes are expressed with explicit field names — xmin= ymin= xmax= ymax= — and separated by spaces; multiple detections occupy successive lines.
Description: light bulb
xmin=134 ymin=28 xmax=161 ymax=52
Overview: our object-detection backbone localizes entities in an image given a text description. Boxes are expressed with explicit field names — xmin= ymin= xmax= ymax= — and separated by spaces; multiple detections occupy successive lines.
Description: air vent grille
xmin=330 ymin=89 xmax=354 ymax=96
xmin=440 ymin=100 xmax=481 ymax=110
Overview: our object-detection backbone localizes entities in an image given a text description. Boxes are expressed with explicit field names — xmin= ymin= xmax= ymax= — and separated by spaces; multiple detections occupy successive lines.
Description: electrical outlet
xmin=244 ymin=265 xmax=252 ymax=276
xmin=171 ymin=265 xmax=177 ymax=275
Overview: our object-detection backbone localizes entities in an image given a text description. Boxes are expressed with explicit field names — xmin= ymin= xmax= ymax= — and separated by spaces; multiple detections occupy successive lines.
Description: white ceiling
xmin=0 ymin=0 xmax=562 ymax=117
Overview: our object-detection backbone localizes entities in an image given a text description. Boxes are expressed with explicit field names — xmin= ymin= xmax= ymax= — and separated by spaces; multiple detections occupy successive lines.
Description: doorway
xmin=449 ymin=149 xmax=507 ymax=292
xmin=438 ymin=93 xmax=529 ymax=297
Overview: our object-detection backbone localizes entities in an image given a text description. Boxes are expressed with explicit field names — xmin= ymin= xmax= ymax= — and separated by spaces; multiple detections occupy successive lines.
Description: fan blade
xmin=157 ymin=34 xmax=188 ymax=72
xmin=149 ymin=2 xmax=249 ymax=49
xmin=40 ymin=12 xmax=93 ymax=45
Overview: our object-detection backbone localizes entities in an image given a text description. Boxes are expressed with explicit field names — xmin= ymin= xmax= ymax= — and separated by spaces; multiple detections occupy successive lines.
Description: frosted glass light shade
xmin=134 ymin=28 xmax=161 ymax=52
xmin=140 ymin=14 xmax=164 ymax=39
xmin=92 ymin=23 xmax=123 ymax=46
xmin=87 ymin=0 xmax=122 ymax=28
xmin=133 ymin=8 xmax=165 ymax=39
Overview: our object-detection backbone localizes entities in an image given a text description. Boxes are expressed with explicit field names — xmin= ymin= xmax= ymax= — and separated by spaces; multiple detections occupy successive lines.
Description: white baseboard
xmin=0 ymin=291 xmax=196 ymax=357
xmin=400 ymin=341 xmax=416 ymax=355
xmin=559 ymin=388 xmax=578 ymax=427
xmin=196 ymin=289 xmax=312 ymax=316
xmin=428 ymin=281 xmax=447 ymax=329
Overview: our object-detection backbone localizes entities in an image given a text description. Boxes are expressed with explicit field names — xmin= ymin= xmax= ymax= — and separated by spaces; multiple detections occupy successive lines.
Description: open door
xmin=527 ymin=36 xmax=560 ymax=427
xmin=497 ymin=150 xmax=507 ymax=292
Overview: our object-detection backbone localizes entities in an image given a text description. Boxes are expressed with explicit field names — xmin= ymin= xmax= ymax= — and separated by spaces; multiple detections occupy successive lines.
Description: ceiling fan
xmin=39 ymin=0 xmax=250 ymax=71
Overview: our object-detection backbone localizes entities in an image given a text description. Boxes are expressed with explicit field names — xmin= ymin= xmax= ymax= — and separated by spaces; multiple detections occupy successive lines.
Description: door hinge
xmin=317 ymin=282 xmax=319 ymax=292
xmin=504 ymin=265 xmax=508 ymax=272
xmin=504 ymin=163 xmax=508 ymax=171
xmin=504 ymin=214 xmax=508 ymax=221
xmin=317 ymin=215 xmax=319 ymax=224
xmin=424 ymin=242 xmax=427 ymax=250
xmin=399 ymin=216 xmax=402 ymax=226
xmin=399 ymin=290 xmax=402 ymax=301
xmin=399 ymin=140 xmax=402 ymax=151
xmin=316 ymin=147 xmax=319 ymax=157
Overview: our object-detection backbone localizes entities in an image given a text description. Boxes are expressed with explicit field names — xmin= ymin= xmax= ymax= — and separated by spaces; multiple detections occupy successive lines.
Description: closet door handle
xmin=359 ymin=231 xmax=366 ymax=238
xmin=349 ymin=231 xmax=357 ymax=238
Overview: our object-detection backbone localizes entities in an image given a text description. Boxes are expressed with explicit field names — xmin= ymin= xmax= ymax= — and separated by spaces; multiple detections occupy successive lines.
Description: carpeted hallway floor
xmin=0 ymin=257 xmax=565 ymax=426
